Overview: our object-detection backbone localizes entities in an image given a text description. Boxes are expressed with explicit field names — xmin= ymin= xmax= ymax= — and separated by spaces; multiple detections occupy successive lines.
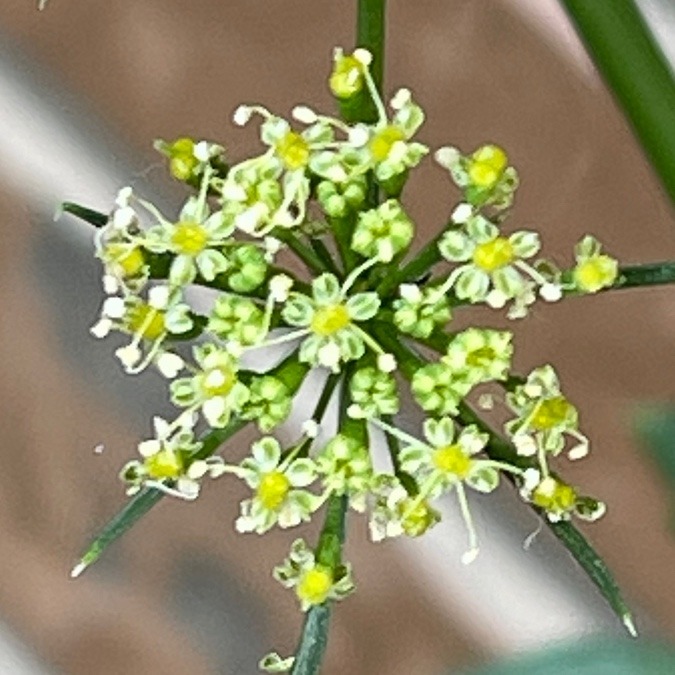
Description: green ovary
xmin=127 ymin=304 xmax=166 ymax=340
xmin=171 ymin=221 xmax=209 ymax=255
xmin=466 ymin=346 xmax=496 ymax=368
xmin=257 ymin=471 xmax=291 ymax=510
xmin=311 ymin=304 xmax=351 ymax=336
xmin=145 ymin=449 xmax=183 ymax=479
xmin=276 ymin=132 xmax=310 ymax=171
xmin=472 ymin=237 xmax=514 ymax=272
xmin=297 ymin=566 xmax=333 ymax=606
xmin=532 ymin=478 xmax=577 ymax=513
xmin=432 ymin=444 xmax=472 ymax=478
xmin=369 ymin=125 xmax=405 ymax=162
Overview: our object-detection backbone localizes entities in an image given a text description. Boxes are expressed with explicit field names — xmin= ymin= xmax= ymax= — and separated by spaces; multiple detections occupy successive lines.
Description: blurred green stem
xmin=562 ymin=0 xmax=675 ymax=207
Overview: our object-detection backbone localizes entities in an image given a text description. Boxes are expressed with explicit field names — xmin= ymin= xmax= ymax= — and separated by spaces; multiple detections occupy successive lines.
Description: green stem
xmin=309 ymin=238 xmax=342 ymax=277
xmin=614 ymin=261 xmax=675 ymax=290
xmin=356 ymin=0 xmax=386 ymax=102
xmin=561 ymin=0 xmax=675 ymax=207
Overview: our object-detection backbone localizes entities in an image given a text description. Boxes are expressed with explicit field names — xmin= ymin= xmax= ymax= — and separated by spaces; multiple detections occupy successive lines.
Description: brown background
xmin=0 ymin=1 xmax=674 ymax=673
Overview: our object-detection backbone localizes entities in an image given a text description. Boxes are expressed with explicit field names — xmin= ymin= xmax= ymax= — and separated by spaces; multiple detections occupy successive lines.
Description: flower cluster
xmin=79 ymin=47 xmax=623 ymax=671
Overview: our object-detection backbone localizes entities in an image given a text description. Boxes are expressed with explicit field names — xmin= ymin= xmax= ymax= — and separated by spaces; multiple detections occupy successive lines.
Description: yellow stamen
xmin=532 ymin=477 xmax=577 ymax=513
xmin=531 ymin=396 xmax=573 ymax=430
xmin=201 ymin=365 xmax=237 ymax=397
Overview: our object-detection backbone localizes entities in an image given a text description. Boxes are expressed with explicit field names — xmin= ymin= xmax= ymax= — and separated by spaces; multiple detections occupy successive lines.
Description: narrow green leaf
xmin=72 ymin=357 xmax=310 ymax=577
xmin=71 ymin=419 xmax=246 ymax=578
xmin=549 ymin=521 xmax=636 ymax=636
xmin=62 ymin=202 xmax=107 ymax=228
xmin=561 ymin=0 xmax=675 ymax=206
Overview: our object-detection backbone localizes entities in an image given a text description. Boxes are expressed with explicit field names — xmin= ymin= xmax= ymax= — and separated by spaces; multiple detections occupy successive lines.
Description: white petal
xmin=90 ymin=319 xmax=112 ymax=338
xmin=138 ymin=439 xmax=161 ymax=458
xmin=377 ymin=353 xmax=397 ymax=373
xmin=292 ymin=105 xmax=318 ymax=124
xmin=148 ymin=285 xmax=170 ymax=310
xmin=115 ymin=344 xmax=142 ymax=369
xmin=451 ymin=202 xmax=473 ymax=224
xmin=233 ymin=105 xmax=252 ymax=126
xmin=156 ymin=352 xmax=184 ymax=378
xmin=102 ymin=296 xmax=125 ymax=319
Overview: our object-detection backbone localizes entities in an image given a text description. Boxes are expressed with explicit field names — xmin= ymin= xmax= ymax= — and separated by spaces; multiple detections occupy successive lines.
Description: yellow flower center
xmin=530 ymin=396 xmax=573 ymax=431
xmin=468 ymin=145 xmax=508 ymax=188
xmin=573 ymin=255 xmax=618 ymax=293
xmin=399 ymin=498 xmax=437 ymax=537
xmin=276 ymin=131 xmax=310 ymax=171
xmin=257 ymin=471 xmax=291 ymax=510
xmin=127 ymin=304 xmax=166 ymax=340
xmin=532 ymin=477 xmax=577 ymax=513
xmin=329 ymin=55 xmax=364 ymax=98
xmin=145 ymin=448 xmax=183 ymax=479
xmin=107 ymin=244 xmax=145 ymax=277
xmin=311 ymin=304 xmax=351 ymax=336
xmin=472 ymin=237 xmax=515 ymax=272
xmin=171 ymin=221 xmax=209 ymax=255
xmin=296 ymin=566 xmax=333 ymax=606
xmin=369 ymin=125 xmax=406 ymax=162
xmin=201 ymin=365 xmax=237 ymax=397
xmin=432 ymin=444 xmax=472 ymax=478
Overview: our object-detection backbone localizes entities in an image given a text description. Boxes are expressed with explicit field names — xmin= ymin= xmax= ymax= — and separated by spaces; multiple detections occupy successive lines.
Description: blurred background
xmin=0 ymin=1 xmax=674 ymax=673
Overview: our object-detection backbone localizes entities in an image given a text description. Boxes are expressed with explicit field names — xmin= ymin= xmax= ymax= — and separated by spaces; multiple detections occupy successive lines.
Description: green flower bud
xmin=351 ymin=199 xmax=414 ymax=262
xmin=223 ymin=244 xmax=268 ymax=292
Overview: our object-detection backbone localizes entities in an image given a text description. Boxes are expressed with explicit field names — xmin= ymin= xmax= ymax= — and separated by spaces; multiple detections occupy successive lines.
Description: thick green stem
xmin=291 ymin=374 xmax=353 ymax=675
xmin=561 ymin=0 xmax=675 ymax=207
xmin=357 ymin=0 xmax=386 ymax=98
xmin=615 ymin=261 xmax=675 ymax=289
